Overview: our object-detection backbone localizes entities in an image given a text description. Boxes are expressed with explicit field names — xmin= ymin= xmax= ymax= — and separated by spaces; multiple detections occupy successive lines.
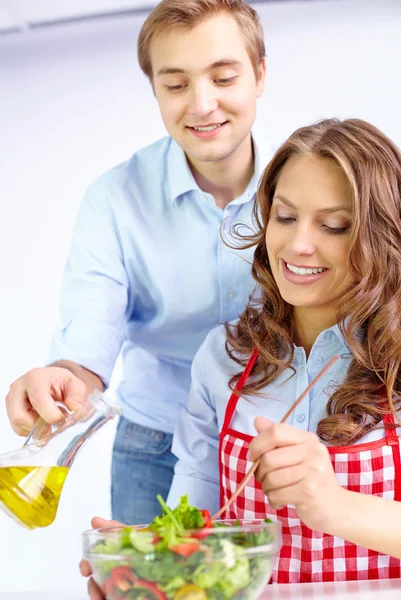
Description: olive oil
xmin=0 ymin=466 xmax=69 ymax=529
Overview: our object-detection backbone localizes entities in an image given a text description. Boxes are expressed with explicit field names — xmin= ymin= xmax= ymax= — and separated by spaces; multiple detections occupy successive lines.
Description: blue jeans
xmin=111 ymin=416 xmax=178 ymax=525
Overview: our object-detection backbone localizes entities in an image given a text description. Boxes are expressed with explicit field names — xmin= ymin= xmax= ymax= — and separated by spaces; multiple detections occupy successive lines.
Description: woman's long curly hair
xmin=225 ymin=118 xmax=401 ymax=445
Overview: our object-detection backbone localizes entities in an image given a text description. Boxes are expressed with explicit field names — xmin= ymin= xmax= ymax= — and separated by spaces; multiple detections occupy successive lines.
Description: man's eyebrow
xmin=209 ymin=58 xmax=242 ymax=70
xmin=273 ymin=194 xmax=350 ymax=214
xmin=156 ymin=58 xmax=242 ymax=77
xmin=156 ymin=67 xmax=185 ymax=76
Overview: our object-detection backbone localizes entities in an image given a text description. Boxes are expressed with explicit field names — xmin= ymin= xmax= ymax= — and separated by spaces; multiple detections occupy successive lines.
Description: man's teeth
xmin=286 ymin=263 xmax=327 ymax=276
xmin=192 ymin=124 xmax=223 ymax=132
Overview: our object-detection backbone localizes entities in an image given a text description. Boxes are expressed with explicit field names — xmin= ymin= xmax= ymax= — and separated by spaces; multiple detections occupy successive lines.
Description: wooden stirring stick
xmin=212 ymin=354 xmax=340 ymax=520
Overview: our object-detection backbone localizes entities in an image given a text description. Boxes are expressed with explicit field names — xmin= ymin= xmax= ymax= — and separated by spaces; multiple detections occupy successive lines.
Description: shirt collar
xmin=167 ymin=133 xmax=273 ymax=207
xmin=312 ymin=321 xmax=353 ymax=355
xmin=167 ymin=138 xmax=201 ymax=206
xmin=228 ymin=133 xmax=273 ymax=207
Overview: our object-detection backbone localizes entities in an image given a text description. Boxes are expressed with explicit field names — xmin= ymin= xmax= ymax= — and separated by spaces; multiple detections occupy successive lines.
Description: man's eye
xmin=165 ymin=84 xmax=185 ymax=91
xmin=215 ymin=76 xmax=238 ymax=85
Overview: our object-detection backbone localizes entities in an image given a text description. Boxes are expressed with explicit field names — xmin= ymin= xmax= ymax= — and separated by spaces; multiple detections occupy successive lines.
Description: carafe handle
xmin=23 ymin=402 xmax=74 ymax=447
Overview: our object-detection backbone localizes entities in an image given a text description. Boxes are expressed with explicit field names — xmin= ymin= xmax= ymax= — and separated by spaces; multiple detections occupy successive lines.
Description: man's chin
xmin=184 ymin=144 xmax=235 ymax=165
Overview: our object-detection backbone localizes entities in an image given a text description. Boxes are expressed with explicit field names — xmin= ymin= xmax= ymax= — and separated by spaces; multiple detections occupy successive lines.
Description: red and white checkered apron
xmin=219 ymin=349 xmax=401 ymax=582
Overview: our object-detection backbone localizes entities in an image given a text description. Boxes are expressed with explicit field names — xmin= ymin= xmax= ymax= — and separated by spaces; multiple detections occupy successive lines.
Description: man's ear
xmin=256 ymin=57 xmax=267 ymax=97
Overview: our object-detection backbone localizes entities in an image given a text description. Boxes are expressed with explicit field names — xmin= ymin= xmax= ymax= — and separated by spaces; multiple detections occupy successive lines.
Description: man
xmin=5 ymin=0 xmax=268 ymax=526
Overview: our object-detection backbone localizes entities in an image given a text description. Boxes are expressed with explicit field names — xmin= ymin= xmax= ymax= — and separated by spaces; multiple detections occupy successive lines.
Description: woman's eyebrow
xmin=273 ymin=194 xmax=350 ymax=214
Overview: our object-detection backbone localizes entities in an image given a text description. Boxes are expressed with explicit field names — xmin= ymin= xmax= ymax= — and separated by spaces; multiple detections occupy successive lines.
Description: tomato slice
xmin=174 ymin=584 xmax=208 ymax=600
xmin=200 ymin=510 xmax=212 ymax=528
xmin=110 ymin=566 xmax=136 ymax=591
xmin=191 ymin=509 xmax=213 ymax=539
xmin=170 ymin=540 xmax=200 ymax=556
xmin=108 ymin=567 xmax=167 ymax=599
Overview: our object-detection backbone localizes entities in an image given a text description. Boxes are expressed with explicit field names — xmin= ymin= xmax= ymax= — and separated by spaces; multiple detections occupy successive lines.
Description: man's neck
xmin=187 ymin=135 xmax=255 ymax=210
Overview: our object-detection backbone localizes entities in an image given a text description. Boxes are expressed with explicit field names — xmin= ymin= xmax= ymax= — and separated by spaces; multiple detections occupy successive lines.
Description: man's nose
xmin=188 ymin=82 xmax=218 ymax=118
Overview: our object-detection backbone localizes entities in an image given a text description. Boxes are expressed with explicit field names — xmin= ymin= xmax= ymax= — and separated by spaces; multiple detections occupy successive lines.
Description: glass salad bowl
xmin=82 ymin=511 xmax=280 ymax=600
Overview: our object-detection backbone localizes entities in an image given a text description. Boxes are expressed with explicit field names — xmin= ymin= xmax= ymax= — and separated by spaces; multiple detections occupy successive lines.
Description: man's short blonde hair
xmin=138 ymin=0 xmax=266 ymax=81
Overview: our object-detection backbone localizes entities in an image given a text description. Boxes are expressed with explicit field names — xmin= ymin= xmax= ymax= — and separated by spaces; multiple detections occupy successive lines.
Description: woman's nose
xmin=287 ymin=224 xmax=317 ymax=256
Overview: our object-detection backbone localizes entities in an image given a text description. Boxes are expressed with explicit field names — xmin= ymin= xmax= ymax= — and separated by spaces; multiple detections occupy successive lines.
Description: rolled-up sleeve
xmin=168 ymin=333 xmax=220 ymax=514
xmin=47 ymin=183 xmax=129 ymax=386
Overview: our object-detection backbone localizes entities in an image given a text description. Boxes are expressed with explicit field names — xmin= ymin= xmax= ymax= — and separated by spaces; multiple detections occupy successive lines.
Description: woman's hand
xmin=79 ymin=516 xmax=125 ymax=600
xmin=248 ymin=417 xmax=346 ymax=533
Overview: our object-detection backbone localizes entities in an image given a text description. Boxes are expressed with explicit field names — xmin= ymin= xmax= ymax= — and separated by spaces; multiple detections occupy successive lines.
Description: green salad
xmin=89 ymin=495 xmax=276 ymax=600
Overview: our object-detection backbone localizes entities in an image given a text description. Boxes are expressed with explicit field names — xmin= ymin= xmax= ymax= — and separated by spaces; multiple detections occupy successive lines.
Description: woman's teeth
xmin=192 ymin=124 xmax=223 ymax=132
xmin=286 ymin=263 xmax=327 ymax=276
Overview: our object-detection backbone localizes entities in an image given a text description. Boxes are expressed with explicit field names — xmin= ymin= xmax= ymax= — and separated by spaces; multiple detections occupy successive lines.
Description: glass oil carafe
xmin=0 ymin=390 xmax=119 ymax=530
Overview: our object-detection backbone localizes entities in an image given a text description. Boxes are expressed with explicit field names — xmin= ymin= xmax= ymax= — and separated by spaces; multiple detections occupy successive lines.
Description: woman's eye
xmin=323 ymin=224 xmax=350 ymax=235
xmin=275 ymin=215 xmax=296 ymax=224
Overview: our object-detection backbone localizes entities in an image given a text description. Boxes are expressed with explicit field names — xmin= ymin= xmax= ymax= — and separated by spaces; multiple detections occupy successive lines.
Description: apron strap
xmin=222 ymin=348 xmax=259 ymax=430
xmin=383 ymin=412 xmax=399 ymax=446
xmin=383 ymin=412 xmax=401 ymax=501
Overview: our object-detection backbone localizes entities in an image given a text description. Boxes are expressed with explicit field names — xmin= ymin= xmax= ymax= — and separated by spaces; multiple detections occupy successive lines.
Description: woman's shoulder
xmin=194 ymin=320 xmax=245 ymax=375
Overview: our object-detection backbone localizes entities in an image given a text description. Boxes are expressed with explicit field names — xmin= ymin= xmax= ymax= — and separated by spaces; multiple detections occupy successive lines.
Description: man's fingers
xmin=25 ymin=381 xmax=66 ymax=423
xmin=5 ymin=367 xmax=87 ymax=436
xmin=6 ymin=390 xmax=38 ymax=436
xmin=61 ymin=374 xmax=87 ymax=413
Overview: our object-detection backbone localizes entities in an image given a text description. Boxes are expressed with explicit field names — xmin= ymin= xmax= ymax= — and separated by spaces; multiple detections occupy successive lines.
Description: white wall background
xmin=1 ymin=0 xmax=401 ymax=593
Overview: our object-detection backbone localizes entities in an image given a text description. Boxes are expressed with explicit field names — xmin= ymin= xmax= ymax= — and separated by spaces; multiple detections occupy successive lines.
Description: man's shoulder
xmin=127 ymin=135 xmax=173 ymax=174
xmin=88 ymin=136 xmax=172 ymax=194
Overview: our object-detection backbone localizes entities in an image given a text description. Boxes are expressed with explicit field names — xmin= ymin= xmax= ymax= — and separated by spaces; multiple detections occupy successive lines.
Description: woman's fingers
xmin=257 ymin=463 xmax=307 ymax=492
xmin=249 ymin=420 xmax=317 ymax=461
xmin=91 ymin=516 xmax=125 ymax=529
xmin=88 ymin=577 xmax=105 ymax=600
xmin=79 ymin=559 xmax=92 ymax=577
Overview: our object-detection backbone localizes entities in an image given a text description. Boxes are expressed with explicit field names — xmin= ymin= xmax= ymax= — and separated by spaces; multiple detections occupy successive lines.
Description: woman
xmin=82 ymin=118 xmax=401 ymax=595
xmin=167 ymin=117 xmax=401 ymax=582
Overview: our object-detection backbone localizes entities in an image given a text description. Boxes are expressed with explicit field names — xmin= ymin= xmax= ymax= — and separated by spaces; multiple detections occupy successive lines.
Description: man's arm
xmin=50 ymin=360 xmax=105 ymax=393
xmin=7 ymin=183 xmax=128 ymax=436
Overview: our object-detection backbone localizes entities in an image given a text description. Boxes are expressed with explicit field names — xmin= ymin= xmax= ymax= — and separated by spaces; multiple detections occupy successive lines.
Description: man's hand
xmin=80 ymin=517 xmax=125 ymax=600
xmin=6 ymin=362 xmax=103 ymax=436
xmin=249 ymin=417 xmax=345 ymax=533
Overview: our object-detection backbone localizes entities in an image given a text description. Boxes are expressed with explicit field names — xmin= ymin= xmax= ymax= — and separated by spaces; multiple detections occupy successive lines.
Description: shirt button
xmin=296 ymin=414 xmax=306 ymax=423
xmin=314 ymin=356 xmax=324 ymax=365
xmin=227 ymin=291 xmax=236 ymax=300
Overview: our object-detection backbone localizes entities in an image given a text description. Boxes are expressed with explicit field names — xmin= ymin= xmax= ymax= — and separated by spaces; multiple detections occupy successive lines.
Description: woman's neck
xmin=293 ymin=307 xmax=338 ymax=357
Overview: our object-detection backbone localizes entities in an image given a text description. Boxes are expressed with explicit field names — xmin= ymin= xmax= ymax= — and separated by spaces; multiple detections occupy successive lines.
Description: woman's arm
xmin=249 ymin=417 xmax=401 ymax=559
xmin=167 ymin=330 xmax=221 ymax=514
xmin=328 ymin=488 xmax=401 ymax=559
